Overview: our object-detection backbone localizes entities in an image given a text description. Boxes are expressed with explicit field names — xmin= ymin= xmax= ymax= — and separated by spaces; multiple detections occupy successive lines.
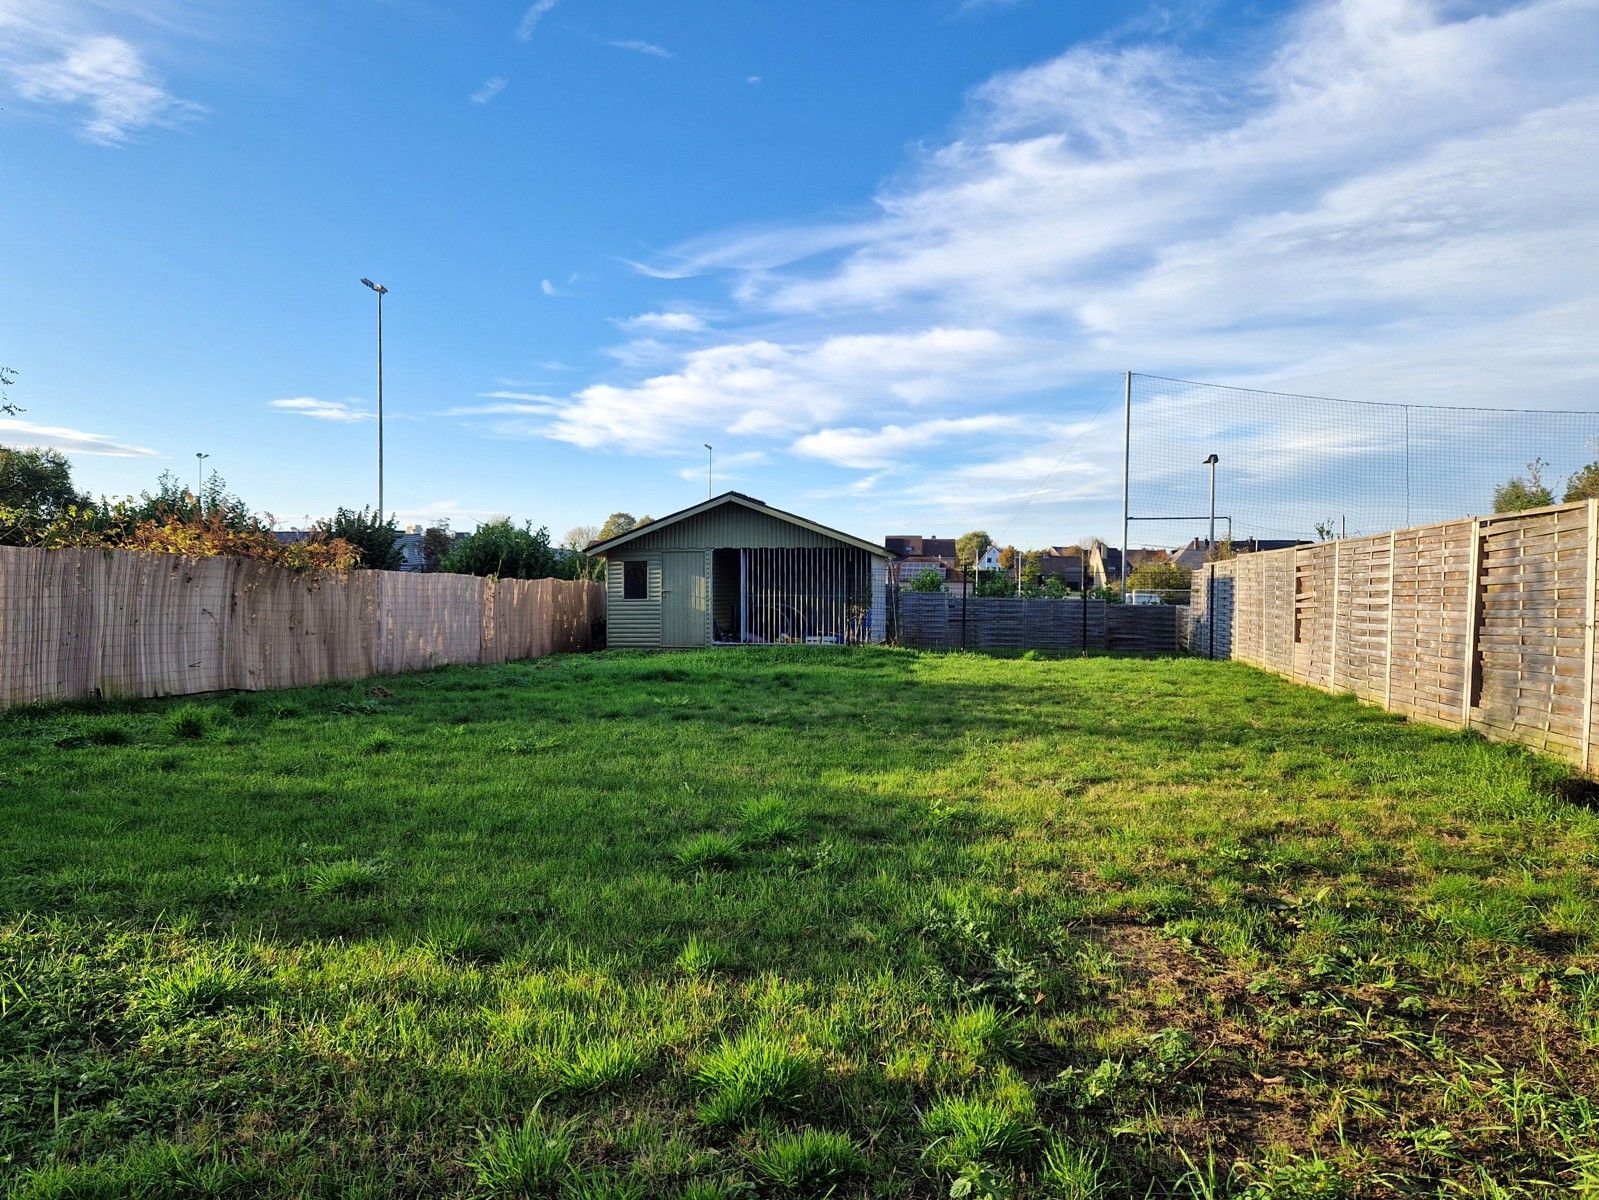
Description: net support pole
xmin=1120 ymin=370 xmax=1132 ymax=601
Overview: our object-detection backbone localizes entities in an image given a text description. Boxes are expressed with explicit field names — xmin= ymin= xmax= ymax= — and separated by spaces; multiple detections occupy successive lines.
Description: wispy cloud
xmin=515 ymin=0 xmax=559 ymax=41
xmin=619 ymin=311 xmax=707 ymax=333
xmin=0 ymin=416 xmax=158 ymax=457
xmin=539 ymin=278 xmax=560 ymax=297
xmin=470 ymin=75 xmax=507 ymax=104
xmin=745 ymin=74 xmax=762 ymax=85
xmin=6 ymin=17 xmax=201 ymax=145
xmin=607 ymin=38 xmax=673 ymax=59
xmin=269 ymin=397 xmax=372 ymax=424
xmin=676 ymin=449 xmax=766 ymax=482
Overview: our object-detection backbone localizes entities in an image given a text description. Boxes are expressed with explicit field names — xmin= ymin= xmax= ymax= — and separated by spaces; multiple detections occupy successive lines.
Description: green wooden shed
xmin=587 ymin=492 xmax=891 ymax=648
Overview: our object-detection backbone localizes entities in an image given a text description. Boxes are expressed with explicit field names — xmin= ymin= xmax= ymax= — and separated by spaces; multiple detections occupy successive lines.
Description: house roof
xmin=586 ymin=491 xmax=892 ymax=558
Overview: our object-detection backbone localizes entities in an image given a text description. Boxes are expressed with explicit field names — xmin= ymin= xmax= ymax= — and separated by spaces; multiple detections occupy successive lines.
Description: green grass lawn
xmin=3 ymin=648 xmax=1597 ymax=1199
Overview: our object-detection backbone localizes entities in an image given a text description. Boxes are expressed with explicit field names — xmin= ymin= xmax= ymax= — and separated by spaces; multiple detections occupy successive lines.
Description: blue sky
xmin=4 ymin=0 xmax=1597 ymax=548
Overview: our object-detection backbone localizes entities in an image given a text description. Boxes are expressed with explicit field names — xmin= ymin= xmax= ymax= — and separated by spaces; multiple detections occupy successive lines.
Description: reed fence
xmin=1190 ymin=500 xmax=1599 ymax=772
xmin=0 ymin=546 xmax=605 ymax=707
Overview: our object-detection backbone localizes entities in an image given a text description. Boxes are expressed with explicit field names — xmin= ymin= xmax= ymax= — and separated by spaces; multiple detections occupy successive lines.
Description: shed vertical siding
xmin=624 ymin=507 xmax=847 ymax=551
xmin=604 ymin=552 xmax=662 ymax=647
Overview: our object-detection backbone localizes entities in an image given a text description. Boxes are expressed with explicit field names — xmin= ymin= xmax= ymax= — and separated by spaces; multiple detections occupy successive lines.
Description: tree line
xmin=1492 ymin=456 xmax=1599 ymax=514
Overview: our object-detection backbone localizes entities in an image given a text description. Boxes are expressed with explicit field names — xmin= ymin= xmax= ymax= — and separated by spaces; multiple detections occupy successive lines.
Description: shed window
xmin=622 ymin=560 xmax=648 ymax=600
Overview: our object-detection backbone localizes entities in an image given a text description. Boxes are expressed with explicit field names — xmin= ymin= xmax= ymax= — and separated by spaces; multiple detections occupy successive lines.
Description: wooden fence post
xmin=1584 ymin=500 xmax=1597 ymax=773
xmin=1330 ymin=541 xmax=1341 ymax=691
xmin=1384 ymin=530 xmax=1396 ymax=711
xmin=1461 ymin=517 xmax=1483 ymax=730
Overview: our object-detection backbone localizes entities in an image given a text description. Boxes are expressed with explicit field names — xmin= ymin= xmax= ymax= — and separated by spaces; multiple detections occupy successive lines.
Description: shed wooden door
xmin=661 ymin=550 xmax=708 ymax=647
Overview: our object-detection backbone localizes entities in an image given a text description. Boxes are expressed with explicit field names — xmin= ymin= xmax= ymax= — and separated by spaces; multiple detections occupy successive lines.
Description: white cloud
xmin=745 ymin=74 xmax=762 ymax=85
xmin=269 ymin=397 xmax=372 ymax=424
xmin=465 ymin=326 xmax=1017 ymax=454
xmin=470 ymin=75 xmax=508 ymax=104
xmin=607 ymin=39 xmax=673 ymax=59
xmin=0 ymin=416 xmax=158 ymax=457
xmin=540 ymin=278 xmax=559 ymax=297
xmin=793 ymin=415 xmax=1025 ymax=469
xmin=516 ymin=0 xmax=558 ymax=40
xmin=11 ymin=32 xmax=199 ymax=144
xmin=545 ymin=0 xmax=1599 ymax=540
xmin=620 ymin=311 xmax=707 ymax=333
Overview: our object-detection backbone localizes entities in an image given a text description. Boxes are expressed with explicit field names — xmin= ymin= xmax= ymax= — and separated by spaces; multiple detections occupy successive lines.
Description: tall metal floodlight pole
xmin=360 ymin=278 xmax=389 ymax=518
xmin=195 ymin=452 xmax=209 ymax=515
xmin=1203 ymin=454 xmax=1219 ymax=549
xmin=704 ymin=443 xmax=713 ymax=498
xmin=1203 ymin=453 xmax=1220 ymax=659
xmin=1120 ymin=370 xmax=1132 ymax=599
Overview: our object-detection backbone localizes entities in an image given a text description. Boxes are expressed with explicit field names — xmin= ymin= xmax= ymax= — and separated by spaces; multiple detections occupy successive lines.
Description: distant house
xmin=885 ymin=534 xmax=963 ymax=584
xmin=975 ymin=545 xmax=1003 ymax=572
xmin=1170 ymin=536 xmax=1310 ymax=571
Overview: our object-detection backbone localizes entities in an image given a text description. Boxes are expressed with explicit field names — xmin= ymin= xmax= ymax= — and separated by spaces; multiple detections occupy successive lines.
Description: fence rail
xmin=1190 ymin=499 xmax=1599 ymax=772
xmin=896 ymin=591 xmax=1179 ymax=654
xmin=0 ymin=546 xmax=605 ymax=707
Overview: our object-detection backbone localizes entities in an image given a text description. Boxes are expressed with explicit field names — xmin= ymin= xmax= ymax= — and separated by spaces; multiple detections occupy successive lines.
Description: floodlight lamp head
xmin=1203 ymin=453 xmax=1220 ymax=465
xmin=361 ymin=278 xmax=388 ymax=294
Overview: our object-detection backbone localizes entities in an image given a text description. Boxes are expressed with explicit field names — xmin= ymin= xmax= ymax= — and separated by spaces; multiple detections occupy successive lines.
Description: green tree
xmin=0 ymin=446 xmax=86 ymax=520
xmin=904 ymin=568 xmax=945 ymax=592
xmin=1127 ymin=559 xmax=1193 ymax=597
xmin=420 ymin=524 xmax=455 ymax=571
xmin=317 ymin=507 xmax=403 ymax=570
xmin=1494 ymin=458 xmax=1554 ymax=513
xmin=1041 ymin=575 xmax=1070 ymax=599
xmin=955 ymin=530 xmax=992 ymax=569
xmin=974 ymin=571 xmax=1014 ymax=597
xmin=1564 ymin=461 xmax=1599 ymax=503
xmin=598 ymin=512 xmax=638 ymax=541
xmin=441 ymin=520 xmax=557 ymax=579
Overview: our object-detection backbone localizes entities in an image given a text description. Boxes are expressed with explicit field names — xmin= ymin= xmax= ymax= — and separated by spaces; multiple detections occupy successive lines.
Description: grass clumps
xmin=548 ymin=1038 xmax=648 ymax=1095
xmin=693 ymin=1029 xmax=812 ymax=1126
xmin=746 ymin=1129 xmax=866 ymax=1191
xmin=467 ymin=1109 xmax=576 ymax=1198
xmin=304 ymin=857 xmax=387 ymax=896
xmin=920 ymin=1095 xmax=1039 ymax=1171
xmin=671 ymin=831 xmax=744 ymax=873
xmin=165 ymin=703 xmax=211 ymax=739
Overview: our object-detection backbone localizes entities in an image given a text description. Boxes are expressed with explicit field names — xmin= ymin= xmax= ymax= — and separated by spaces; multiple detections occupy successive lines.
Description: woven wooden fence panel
xmin=1189 ymin=500 xmax=1599 ymax=774
xmin=0 ymin=546 xmax=605 ymax=707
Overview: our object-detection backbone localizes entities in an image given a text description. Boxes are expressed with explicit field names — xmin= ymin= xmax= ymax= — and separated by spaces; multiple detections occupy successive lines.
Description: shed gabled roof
xmin=586 ymin=491 xmax=892 ymax=558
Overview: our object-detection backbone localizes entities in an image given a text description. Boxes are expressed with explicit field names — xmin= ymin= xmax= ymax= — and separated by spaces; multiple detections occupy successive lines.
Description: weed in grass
xmin=360 ymin=730 xmax=398 ymax=754
xmin=467 ymin=1109 xmax=576 ymax=1198
xmin=673 ymin=1181 xmax=753 ymax=1199
xmin=672 ymin=831 xmax=744 ymax=873
xmin=920 ymin=1095 xmax=1039 ymax=1170
xmin=693 ymin=1030 xmax=810 ymax=1126
xmin=941 ymin=1003 xmax=1030 ymax=1066
xmin=165 ymin=704 xmax=210 ymax=739
xmin=304 ymin=857 xmax=387 ymax=896
xmin=1234 ymin=1155 xmax=1351 ymax=1199
xmin=746 ymin=1129 xmax=866 ymax=1192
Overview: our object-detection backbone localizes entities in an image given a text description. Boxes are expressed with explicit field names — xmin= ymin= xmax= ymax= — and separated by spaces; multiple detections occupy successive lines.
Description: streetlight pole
xmin=361 ymin=278 xmax=388 ymax=519
xmin=704 ymin=443 xmax=713 ymax=498
xmin=195 ymin=452 xmax=209 ymax=516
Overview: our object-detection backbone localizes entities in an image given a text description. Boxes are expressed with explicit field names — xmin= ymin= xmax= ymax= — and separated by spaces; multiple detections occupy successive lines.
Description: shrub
xmin=904 ymin=569 xmax=945 ymax=593
xmin=442 ymin=520 xmax=558 ymax=579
